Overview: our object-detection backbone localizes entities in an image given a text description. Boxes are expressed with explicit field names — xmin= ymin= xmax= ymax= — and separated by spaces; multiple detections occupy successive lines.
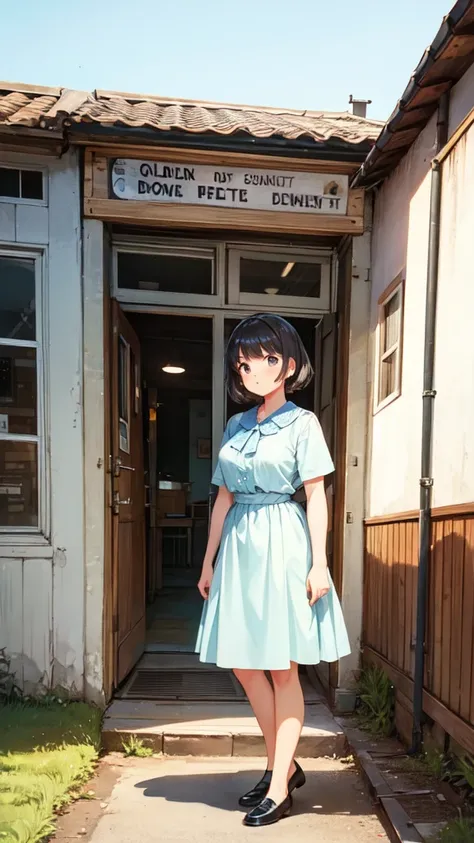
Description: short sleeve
xmin=296 ymin=413 xmax=335 ymax=482
xmin=211 ymin=417 xmax=234 ymax=487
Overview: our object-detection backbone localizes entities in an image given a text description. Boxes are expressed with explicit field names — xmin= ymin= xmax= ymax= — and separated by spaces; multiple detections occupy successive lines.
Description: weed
xmin=356 ymin=665 xmax=395 ymax=736
xmin=0 ymin=649 xmax=22 ymax=704
xmin=449 ymin=756 xmax=474 ymax=791
xmin=122 ymin=735 xmax=154 ymax=757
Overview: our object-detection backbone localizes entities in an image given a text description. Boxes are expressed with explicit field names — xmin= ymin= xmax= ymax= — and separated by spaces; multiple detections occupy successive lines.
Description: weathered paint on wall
xmin=83 ymin=218 xmax=106 ymax=704
xmin=0 ymin=149 xmax=84 ymax=695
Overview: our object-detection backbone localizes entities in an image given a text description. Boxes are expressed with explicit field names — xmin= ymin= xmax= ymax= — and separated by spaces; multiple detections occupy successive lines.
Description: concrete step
xmin=102 ymin=699 xmax=347 ymax=757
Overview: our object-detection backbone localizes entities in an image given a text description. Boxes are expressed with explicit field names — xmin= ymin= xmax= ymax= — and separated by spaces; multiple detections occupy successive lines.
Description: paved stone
xmin=102 ymin=700 xmax=345 ymax=757
xmin=75 ymin=756 xmax=389 ymax=843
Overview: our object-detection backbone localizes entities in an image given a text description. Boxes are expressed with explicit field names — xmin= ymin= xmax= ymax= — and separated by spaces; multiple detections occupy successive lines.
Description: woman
xmin=195 ymin=313 xmax=350 ymax=828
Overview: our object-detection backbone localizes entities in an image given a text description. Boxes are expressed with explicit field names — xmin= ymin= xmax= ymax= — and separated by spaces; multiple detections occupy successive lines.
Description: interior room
xmin=127 ymin=312 xmax=213 ymax=654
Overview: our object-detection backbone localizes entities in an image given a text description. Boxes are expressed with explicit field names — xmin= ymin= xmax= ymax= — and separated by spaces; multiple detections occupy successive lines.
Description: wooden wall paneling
xmin=363 ymin=508 xmax=474 ymax=747
xmin=373 ymin=524 xmax=383 ymax=653
xmin=381 ymin=523 xmax=389 ymax=658
xmin=461 ymin=518 xmax=474 ymax=722
xmin=387 ymin=521 xmax=395 ymax=665
xmin=363 ymin=526 xmax=370 ymax=648
xmin=441 ymin=519 xmax=454 ymax=707
xmin=410 ymin=520 xmax=418 ymax=679
xmin=432 ymin=519 xmax=444 ymax=698
xmin=450 ymin=518 xmax=465 ymax=715
xmin=404 ymin=521 xmax=414 ymax=675
xmin=396 ymin=521 xmax=405 ymax=673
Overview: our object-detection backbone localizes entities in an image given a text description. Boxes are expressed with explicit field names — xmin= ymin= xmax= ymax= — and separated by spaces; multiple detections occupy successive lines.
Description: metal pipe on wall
xmin=411 ymin=91 xmax=450 ymax=753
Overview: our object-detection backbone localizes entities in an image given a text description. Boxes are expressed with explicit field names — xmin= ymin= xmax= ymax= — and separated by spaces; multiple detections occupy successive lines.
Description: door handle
xmin=112 ymin=491 xmax=131 ymax=515
xmin=113 ymin=457 xmax=136 ymax=477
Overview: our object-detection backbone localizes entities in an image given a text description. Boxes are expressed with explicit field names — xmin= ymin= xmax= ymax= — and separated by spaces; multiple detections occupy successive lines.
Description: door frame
xmin=102 ymin=295 xmax=351 ymax=698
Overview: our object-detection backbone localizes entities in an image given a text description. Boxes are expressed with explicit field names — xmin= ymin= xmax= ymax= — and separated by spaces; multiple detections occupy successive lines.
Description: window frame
xmin=227 ymin=245 xmax=333 ymax=313
xmin=373 ymin=272 xmax=405 ymax=414
xmin=0 ymin=247 xmax=49 ymax=536
xmin=112 ymin=238 xmax=223 ymax=307
xmin=0 ymin=164 xmax=48 ymax=206
xmin=118 ymin=334 xmax=131 ymax=454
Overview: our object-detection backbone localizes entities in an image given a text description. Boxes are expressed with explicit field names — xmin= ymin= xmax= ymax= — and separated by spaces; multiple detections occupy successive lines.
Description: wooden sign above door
xmin=84 ymin=147 xmax=365 ymax=236
xmin=111 ymin=159 xmax=349 ymax=216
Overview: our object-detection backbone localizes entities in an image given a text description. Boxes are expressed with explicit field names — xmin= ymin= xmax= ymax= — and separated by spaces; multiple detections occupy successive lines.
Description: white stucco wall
xmin=368 ymin=68 xmax=474 ymax=515
xmin=432 ymin=124 xmax=474 ymax=506
xmin=368 ymin=116 xmax=436 ymax=515
xmin=0 ymin=148 xmax=84 ymax=695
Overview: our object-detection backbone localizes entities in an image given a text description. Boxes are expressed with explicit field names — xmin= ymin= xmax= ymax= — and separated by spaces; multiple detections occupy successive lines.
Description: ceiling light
xmin=162 ymin=364 xmax=185 ymax=374
xmin=264 ymin=287 xmax=279 ymax=295
xmin=281 ymin=262 xmax=295 ymax=278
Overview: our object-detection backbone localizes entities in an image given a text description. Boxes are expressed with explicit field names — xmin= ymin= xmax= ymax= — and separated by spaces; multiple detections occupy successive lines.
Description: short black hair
xmin=225 ymin=313 xmax=313 ymax=404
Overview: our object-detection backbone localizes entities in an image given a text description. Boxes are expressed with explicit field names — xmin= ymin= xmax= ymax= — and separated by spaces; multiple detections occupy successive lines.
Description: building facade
xmin=0 ymin=83 xmax=380 ymax=706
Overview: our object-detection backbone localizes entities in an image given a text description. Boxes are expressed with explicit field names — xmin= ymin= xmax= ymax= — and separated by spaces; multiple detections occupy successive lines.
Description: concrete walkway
xmin=56 ymin=755 xmax=389 ymax=843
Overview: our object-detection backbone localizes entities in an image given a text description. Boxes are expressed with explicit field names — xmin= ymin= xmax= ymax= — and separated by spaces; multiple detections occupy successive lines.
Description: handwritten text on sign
xmin=111 ymin=160 xmax=349 ymax=215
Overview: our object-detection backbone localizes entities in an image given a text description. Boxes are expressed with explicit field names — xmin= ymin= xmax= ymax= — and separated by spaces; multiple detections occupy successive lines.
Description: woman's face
xmin=237 ymin=347 xmax=295 ymax=398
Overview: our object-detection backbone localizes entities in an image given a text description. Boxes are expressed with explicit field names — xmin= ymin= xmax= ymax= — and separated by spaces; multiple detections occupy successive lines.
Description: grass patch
xmin=0 ymin=700 xmax=102 ymax=843
xmin=439 ymin=817 xmax=474 ymax=842
xmin=121 ymin=735 xmax=153 ymax=757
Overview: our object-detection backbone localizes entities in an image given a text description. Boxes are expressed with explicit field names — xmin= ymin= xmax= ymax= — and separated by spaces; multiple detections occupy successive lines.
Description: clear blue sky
xmin=2 ymin=0 xmax=451 ymax=120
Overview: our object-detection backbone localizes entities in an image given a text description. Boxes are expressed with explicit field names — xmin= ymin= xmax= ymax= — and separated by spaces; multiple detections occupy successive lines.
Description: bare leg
xmin=266 ymin=662 xmax=304 ymax=804
xmin=234 ymin=668 xmax=276 ymax=769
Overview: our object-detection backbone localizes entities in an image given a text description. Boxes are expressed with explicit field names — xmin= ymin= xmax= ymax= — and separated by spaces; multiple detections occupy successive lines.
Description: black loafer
xmin=238 ymin=769 xmax=272 ymax=807
xmin=288 ymin=760 xmax=306 ymax=794
xmin=243 ymin=794 xmax=293 ymax=827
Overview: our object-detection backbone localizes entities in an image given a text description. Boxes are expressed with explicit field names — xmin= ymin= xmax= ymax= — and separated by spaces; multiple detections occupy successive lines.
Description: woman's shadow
xmin=135 ymin=766 xmax=372 ymax=818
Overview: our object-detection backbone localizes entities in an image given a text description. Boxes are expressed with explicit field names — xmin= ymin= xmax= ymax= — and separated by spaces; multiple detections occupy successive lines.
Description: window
xmin=375 ymin=275 xmax=404 ymax=412
xmin=228 ymin=248 xmax=331 ymax=311
xmin=0 ymin=252 xmax=45 ymax=531
xmin=118 ymin=336 xmax=130 ymax=454
xmin=0 ymin=167 xmax=45 ymax=202
xmin=115 ymin=245 xmax=216 ymax=303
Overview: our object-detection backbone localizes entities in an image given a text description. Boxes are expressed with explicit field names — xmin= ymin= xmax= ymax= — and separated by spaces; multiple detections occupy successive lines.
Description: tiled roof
xmin=71 ymin=92 xmax=383 ymax=145
xmin=0 ymin=83 xmax=383 ymax=146
xmin=0 ymin=84 xmax=61 ymax=128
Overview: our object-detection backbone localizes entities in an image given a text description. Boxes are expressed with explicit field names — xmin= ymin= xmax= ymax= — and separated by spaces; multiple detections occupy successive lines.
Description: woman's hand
xmin=197 ymin=565 xmax=213 ymax=600
xmin=306 ymin=564 xmax=330 ymax=607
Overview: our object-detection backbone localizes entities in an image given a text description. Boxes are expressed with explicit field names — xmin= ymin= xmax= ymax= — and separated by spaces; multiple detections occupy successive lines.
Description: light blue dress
xmin=195 ymin=401 xmax=350 ymax=671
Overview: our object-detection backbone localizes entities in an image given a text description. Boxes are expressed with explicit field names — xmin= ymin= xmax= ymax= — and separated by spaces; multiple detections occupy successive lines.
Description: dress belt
xmin=233 ymin=492 xmax=291 ymax=505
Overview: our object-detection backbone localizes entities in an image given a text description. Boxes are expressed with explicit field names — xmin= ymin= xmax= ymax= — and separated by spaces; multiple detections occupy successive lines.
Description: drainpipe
xmin=411 ymin=92 xmax=449 ymax=754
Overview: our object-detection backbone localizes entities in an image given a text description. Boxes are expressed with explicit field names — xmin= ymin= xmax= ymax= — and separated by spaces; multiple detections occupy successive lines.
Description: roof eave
xmin=353 ymin=0 xmax=474 ymax=187
xmin=67 ymin=121 xmax=374 ymax=162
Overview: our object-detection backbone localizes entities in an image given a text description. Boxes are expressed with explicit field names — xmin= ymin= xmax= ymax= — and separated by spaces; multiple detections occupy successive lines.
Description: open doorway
xmin=126 ymin=312 xmax=212 ymax=657
xmin=108 ymin=301 xmax=339 ymax=700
